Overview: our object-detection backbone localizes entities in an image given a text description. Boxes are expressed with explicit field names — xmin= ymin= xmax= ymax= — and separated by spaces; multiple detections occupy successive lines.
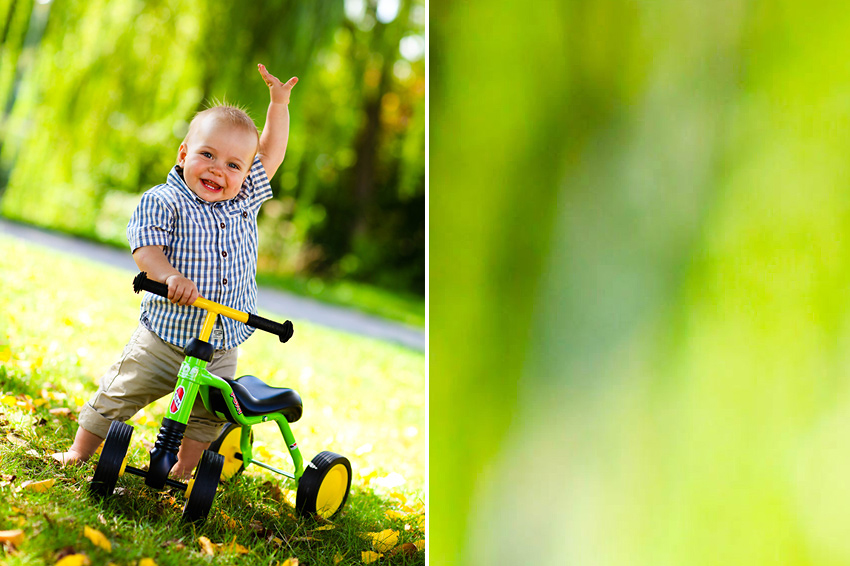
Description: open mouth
xmin=201 ymin=179 xmax=222 ymax=192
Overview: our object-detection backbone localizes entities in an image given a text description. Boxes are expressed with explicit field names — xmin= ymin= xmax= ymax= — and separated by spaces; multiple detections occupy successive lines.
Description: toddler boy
xmin=52 ymin=64 xmax=297 ymax=479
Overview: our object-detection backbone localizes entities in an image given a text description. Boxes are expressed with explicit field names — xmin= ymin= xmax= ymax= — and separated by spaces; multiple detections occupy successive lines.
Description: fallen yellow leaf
xmin=55 ymin=555 xmax=91 ymax=566
xmin=362 ymin=529 xmax=399 ymax=553
xmin=138 ymin=558 xmax=158 ymax=566
xmin=21 ymin=478 xmax=55 ymax=492
xmin=83 ymin=526 xmax=112 ymax=552
xmin=222 ymin=540 xmax=250 ymax=555
xmin=414 ymin=539 xmax=425 ymax=551
xmin=219 ymin=511 xmax=239 ymax=530
xmin=278 ymin=558 xmax=299 ymax=566
xmin=313 ymin=524 xmax=335 ymax=531
xmin=333 ymin=553 xmax=344 ymax=564
xmin=0 ymin=529 xmax=25 ymax=546
xmin=385 ymin=510 xmax=407 ymax=520
xmin=387 ymin=543 xmax=419 ymax=557
xmin=198 ymin=536 xmax=216 ymax=556
xmin=6 ymin=433 xmax=27 ymax=446
xmin=361 ymin=551 xmax=383 ymax=563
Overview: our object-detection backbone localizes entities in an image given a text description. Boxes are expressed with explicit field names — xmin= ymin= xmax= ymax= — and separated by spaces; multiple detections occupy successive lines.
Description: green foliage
xmin=0 ymin=236 xmax=425 ymax=564
xmin=431 ymin=1 xmax=850 ymax=565
xmin=0 ymin=0 xmax=424 ymax=296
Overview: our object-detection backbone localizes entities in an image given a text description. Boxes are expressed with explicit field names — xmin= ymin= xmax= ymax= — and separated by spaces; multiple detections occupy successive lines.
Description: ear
xmin=177 ymin=143 xmax=188 ymax=166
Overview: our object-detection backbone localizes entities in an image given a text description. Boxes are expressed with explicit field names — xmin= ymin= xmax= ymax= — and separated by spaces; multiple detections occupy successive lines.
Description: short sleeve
xmin=127 ymin=189 xmax=176 ymax=252
xmin=240 ymin=156 xmax=274 ymax=211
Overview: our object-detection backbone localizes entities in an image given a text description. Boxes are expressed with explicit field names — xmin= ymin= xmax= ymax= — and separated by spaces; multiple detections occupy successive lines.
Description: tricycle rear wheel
xmin=296 ymin=451 xmax=352 ymax=519
xmin=209 ymin=422 xmax=252 ymax=481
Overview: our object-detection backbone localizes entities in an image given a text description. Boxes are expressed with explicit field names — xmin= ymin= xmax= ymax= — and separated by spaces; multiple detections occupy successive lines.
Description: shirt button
xmin=242 ymin=211 xmax=248 ymax=218
xmin=223 ymin=278 xmax=228 ymax=285
xmin=220 ymin=222 xmax=225 ymax=229
xmin=222 ymin=251 xmax=228 ymax=258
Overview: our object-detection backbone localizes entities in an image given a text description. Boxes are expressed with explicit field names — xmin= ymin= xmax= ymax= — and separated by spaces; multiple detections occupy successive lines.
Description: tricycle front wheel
xmin=90 ymin=421 xmax=133 ymax=497
xmin=296 ymin=451 xmax=352 ymax=519
xmin=182 ymin=449 xmax=224 ymax=523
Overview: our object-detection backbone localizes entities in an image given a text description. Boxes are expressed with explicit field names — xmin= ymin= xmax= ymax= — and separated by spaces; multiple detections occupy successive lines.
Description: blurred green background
xmin=0 ymin=0 xmax=425 ymax=317
xmin=432 ymin=0 xmax=850 ymax=565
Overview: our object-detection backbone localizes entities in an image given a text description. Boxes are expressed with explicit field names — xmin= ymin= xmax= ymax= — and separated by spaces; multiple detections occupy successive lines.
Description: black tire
xmin=90 ymin=421 xmax=133 ymax=497
xmin=182 ymin=449 xmax=224 ymax=523
xmin=296 ymin=451 xmax=352 ymax=519
xmin=208 ymin=423 xmax=252 ymax=481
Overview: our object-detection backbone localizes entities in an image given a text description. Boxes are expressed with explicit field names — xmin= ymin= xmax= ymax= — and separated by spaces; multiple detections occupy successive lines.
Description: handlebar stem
xmin=200 ymin=310 xmax=218 ymax=342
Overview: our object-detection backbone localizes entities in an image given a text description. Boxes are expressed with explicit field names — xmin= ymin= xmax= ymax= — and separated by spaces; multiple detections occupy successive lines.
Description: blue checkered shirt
xmin=127 ymin=157 xmax=273 ymax=350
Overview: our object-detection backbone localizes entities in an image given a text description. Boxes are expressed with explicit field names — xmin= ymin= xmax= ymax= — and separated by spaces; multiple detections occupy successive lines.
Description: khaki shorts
xmin=78 ymin=324 xmax=238 ymax=443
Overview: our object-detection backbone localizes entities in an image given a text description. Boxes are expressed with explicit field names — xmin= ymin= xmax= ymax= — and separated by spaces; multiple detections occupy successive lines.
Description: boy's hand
xmin=165 ymin=274 xmax=199 ymax=306
xmin=258 ymin=63 xmax=298 ymax=105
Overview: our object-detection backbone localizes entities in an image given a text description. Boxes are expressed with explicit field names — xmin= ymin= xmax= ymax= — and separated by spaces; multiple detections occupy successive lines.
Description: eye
xmin=201 ymin=151 xmax=212 ymax=158
xmin=228 ymin=163 xmax=240 ymax=170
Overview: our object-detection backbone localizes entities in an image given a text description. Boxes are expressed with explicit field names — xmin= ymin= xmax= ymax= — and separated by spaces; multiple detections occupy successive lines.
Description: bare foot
xmin=170 ymin=437 xmax=211 ymax=480
xmin=51 ymin=450 xmax=88 ymax=466
xmin=52 ymin=427 xmax=104 ymax=466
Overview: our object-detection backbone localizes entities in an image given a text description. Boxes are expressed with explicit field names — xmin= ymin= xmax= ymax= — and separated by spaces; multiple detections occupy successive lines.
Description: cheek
xmin=226 ymin=170 xmax=246 ymax=188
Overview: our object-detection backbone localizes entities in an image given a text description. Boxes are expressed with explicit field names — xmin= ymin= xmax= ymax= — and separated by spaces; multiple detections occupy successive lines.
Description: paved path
xmin=0 ymin=218 xmax=425 ymax=351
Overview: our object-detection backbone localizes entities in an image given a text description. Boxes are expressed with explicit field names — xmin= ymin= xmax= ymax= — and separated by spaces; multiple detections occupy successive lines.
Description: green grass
xmin=0 ymin=236 xmax=425 ymax=565
xmin=1 ymin=213 xmax=424 ymax=327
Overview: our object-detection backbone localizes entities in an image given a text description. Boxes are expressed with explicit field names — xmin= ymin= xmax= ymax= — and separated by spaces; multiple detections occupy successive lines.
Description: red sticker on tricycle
xmin=170 ymin=386 xmax=185 ymax=414
xmin=229 ymin=392 xmax=243 ymax=415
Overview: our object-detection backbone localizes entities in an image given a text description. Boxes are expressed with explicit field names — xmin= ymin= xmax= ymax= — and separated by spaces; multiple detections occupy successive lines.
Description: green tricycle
xmin=88 ymin=272 xmax=352 ymax=523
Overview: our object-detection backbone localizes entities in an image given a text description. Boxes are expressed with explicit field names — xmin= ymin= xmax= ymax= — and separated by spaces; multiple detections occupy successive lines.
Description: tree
xmin=0 ymin=0 xmax=425 ymax=295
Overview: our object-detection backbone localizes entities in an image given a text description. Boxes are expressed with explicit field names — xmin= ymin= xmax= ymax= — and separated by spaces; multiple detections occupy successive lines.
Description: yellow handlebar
xmin=194 ymin=297 xmax=249 ymax=342
xmin=133 ymin=272 xmax=294 ymax=344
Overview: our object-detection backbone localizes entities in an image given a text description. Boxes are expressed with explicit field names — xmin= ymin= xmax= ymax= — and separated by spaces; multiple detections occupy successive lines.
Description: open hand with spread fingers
xmin=258 ymin=63 xmax=298 ymax=105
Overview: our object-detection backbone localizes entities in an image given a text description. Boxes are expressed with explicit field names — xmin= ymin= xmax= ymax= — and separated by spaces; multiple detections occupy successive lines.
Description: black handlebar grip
xmin=246 ymin=313 xmax=294 ymax=343
xmin=133 ymin=272 xmax=169 ymax=298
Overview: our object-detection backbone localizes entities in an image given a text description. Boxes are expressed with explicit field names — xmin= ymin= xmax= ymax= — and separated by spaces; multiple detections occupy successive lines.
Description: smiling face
xmin=177 ymin=115 xmax=259 ymax=202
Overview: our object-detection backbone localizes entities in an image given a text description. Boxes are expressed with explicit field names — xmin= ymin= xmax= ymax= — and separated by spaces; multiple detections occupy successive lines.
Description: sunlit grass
xmin=0 ymin=236 xmax=425 ymax=565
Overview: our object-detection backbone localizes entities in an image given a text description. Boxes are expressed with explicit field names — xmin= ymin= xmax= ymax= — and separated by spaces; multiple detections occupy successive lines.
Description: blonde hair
xmin=179 ymin=103 xmax=260 ymax=163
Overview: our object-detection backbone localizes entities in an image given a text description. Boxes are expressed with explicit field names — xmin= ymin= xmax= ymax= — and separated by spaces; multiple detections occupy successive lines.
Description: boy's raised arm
xmin=256 ymin=63 xmax=298 ymax=180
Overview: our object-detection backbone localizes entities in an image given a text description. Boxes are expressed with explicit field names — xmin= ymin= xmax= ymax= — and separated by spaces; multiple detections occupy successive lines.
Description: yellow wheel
xmin=208 ymin=423 xmax=252 ymax=481
xmin=296 ymin=451 xmax=352 ymax=519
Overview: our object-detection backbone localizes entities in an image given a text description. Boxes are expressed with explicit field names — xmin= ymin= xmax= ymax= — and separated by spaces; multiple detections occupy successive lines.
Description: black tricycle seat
xmin=209 ymin=375 xmax=302 ymax=423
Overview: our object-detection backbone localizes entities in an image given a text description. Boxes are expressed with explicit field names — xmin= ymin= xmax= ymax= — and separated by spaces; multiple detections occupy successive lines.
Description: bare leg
xmin=51 ymin=427 xmax=104 ymax=466
xmin=170 ymin=437 xmax=211 ymax=480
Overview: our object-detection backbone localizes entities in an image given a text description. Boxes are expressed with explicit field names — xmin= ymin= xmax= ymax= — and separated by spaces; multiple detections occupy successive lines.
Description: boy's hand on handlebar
xmin=165 ymin=275 xmax=199 ymax=306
